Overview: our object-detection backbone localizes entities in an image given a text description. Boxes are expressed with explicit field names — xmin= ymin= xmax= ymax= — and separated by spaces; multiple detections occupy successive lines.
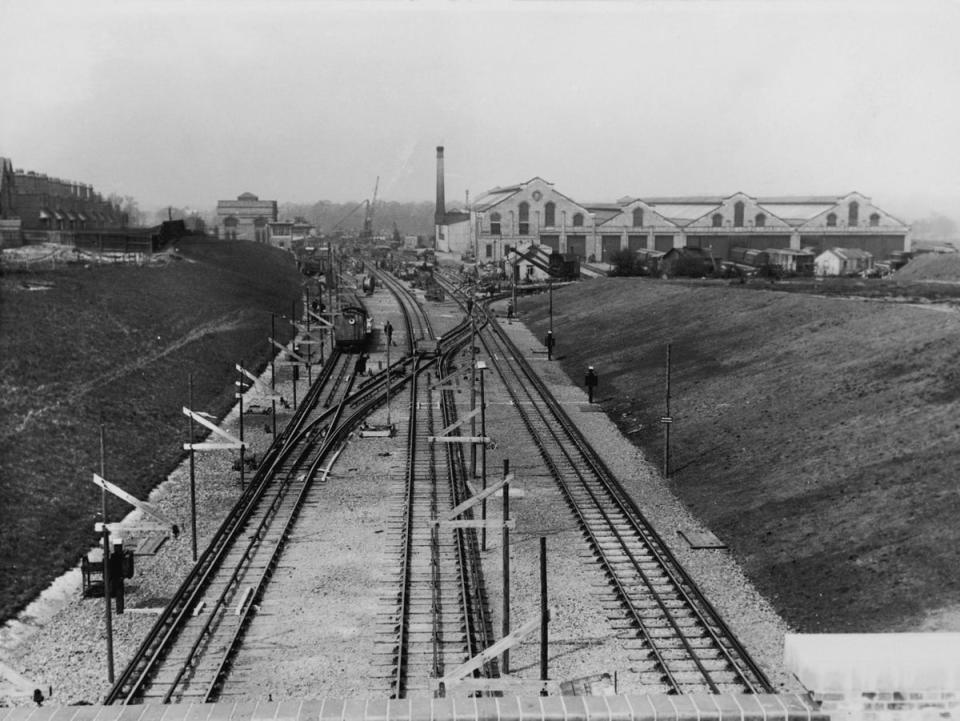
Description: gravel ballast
xmin=0 ymin=291 xmax=803 ymax=706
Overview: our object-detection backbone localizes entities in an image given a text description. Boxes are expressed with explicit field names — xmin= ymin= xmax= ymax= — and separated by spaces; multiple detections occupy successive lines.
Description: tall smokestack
xmin=435 ymin=146 xmax=446 ymax=226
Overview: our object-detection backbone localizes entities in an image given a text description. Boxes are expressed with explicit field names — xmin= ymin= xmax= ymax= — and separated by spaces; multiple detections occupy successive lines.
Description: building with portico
xmin=216 ymin=192 xmax=278 ymax=242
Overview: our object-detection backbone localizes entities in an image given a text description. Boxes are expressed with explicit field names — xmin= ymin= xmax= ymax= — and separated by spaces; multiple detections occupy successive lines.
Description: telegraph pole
xmin=99 ymin=423 xmax=115 ymax=683
xmin=663 ymin=343 xmax=672 ymax=477
xmin=188 ymin=375 xmax=198 ymax=562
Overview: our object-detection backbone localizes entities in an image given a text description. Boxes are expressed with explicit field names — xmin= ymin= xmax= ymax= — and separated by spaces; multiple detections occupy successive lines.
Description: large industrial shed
xmin=432 ymin=147 xmax=910 ymax=268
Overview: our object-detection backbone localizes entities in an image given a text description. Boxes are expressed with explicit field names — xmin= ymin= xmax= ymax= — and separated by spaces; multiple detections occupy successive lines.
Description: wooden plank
xmin=678 ymin=529 xmax=727 ymax=549
xmin=92 ymin=474 xmax=177 ymax=528
xmin=444 ymin=474 xmax=513 ymax=519
xmin=182 ymin=407 xmax=245 ymax=446
xmin=427 ymin=436 xmax=490 ymax=444
xmin=184 ymin=442 xmax=245 ymax=451
xmin=437 ymin=519 xmax=516 ymax=530
xmin=433 ymin=408 xmax=481 ymax=437
xmin=135 ymin=533 xmax=167 ymax=556
xmin=440 ymin=615 xmax=544 ymax=685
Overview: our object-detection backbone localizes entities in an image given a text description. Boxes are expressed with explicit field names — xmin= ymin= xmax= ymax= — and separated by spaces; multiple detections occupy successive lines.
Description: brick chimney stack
xmin=435 ymin=146 xmax=445 ymax=226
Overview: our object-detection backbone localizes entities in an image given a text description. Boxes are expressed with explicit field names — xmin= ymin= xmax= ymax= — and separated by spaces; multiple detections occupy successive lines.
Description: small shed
xmin=814 ymin=247 xmax=874 ymax=276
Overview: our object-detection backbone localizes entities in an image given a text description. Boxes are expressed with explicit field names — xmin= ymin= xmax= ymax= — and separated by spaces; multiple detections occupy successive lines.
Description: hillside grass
xmin=524 ymin=277 xmax=960 ymax=632
xmin=0 ymin=237 xmax=302 ymax=623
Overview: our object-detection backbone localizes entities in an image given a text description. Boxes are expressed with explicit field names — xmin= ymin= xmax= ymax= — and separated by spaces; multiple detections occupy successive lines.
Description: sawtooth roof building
xmin=432 ymin=150 xmax=910 ymax=267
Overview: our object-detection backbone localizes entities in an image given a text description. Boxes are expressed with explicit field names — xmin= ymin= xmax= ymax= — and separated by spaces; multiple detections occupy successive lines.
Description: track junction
xmin=96 ymin=258 xmax=801 ymax=707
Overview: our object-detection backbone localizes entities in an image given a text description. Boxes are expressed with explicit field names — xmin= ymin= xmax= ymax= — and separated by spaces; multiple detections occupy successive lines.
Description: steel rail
xmin=202 ymin=374 xmax=372 ymax=702
xmin=104 ymin=348 xmax=345 ymax=703
xmin=477 ymin=304 xmax=773 ymax=693
xmin=437 ymin=339 xmax=498 ymax=685
xmin=391 ymin=361 xmax=421 ymax=699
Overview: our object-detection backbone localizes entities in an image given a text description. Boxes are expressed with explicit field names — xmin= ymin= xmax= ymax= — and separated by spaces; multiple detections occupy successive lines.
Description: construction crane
xmin=361 ymin=176 xmax=379 ymax=240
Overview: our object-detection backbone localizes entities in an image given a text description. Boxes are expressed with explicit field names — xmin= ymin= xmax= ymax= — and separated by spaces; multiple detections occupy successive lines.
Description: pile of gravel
xmin=895 ymin=252 xmax=960 ymax=281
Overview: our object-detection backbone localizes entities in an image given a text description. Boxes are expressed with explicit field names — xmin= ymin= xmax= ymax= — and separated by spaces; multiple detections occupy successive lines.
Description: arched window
xmin=490 ymin=212 xmax=501 ymax=235
xmin=712 ymin=213 xmax=723 ymax=228
xmin=826 ymin=212 xmax=837 ymax=227
xmin=572 ymin=213 xmax=584 ymax=227
xmin=870 ymin=213 xmax=880 ymax=227
xmin=544 ymin=202 xmax=556 ymax=227
xmin=755 ymin=213 xmax=766 ymax=228
xmin=734 ymin=202 xmax=745 ymax=227
xmin=518 ymin=201 xmax=530 ymax=235
xmin=848 ymin=201 xmax=859 ymax=227
xmin=632 ymin=208 xmax=644 ymax=227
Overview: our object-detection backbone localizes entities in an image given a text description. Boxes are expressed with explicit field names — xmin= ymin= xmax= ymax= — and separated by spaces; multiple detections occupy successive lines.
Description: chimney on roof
xmin=435 ymin=146 xmax=445 ymax=226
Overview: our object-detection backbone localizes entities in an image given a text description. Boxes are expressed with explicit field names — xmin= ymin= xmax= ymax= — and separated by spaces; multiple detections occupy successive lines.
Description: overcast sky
xmin=2 ymin=0 xmax=958 ymax=220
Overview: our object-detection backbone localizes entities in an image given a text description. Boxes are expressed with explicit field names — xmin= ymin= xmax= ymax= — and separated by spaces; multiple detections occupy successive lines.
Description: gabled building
xmin=430 ymin=147 xmax=910 ymax=267
xmin=601 ymin=192 xmax=910 ymax=261
xmin=471 ymin=177 xmax=595 ymax=263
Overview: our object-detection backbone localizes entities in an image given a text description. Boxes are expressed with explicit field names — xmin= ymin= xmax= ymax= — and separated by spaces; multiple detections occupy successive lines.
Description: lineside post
xmin=478 ymin=360 xmax=488 ymax=551
xmin=270 ymin=314 xmax=277 ymax=437
xmin=188 ymin=375 xmax=197 ymax=562
xmin=99 ymin=423 xmax=115 ymax=684
xmin=502 ymin=458 xmax=511 ymax=674
xmin=238 ymin=363 xmax=245 ymax=489
xmin=540 ymin=536 xmax=548 ymax=682
xmin=470 ymin=309 xmax=477 ymax=477
xmin=663 ymin=343 xmax=672 ymax=478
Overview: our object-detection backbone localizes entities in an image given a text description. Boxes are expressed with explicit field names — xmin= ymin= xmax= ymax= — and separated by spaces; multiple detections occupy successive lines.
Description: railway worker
xmin=384 ymin=320 xmax=394 ymax=346
xmin=545 ymin=330 xmax=556 ymax=360
xmin=585 ymin=366 xmax=598 ymax=403
xmin=507 ymin=301 xmax=514 ymax=318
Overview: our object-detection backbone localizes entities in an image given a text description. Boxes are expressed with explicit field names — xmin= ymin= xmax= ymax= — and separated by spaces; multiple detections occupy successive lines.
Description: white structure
xmin=430 ymin=147 xmax=911 ymax=267
xmin=814 ymin=247 xmax=874 ymax=276
xmin=785 ymin=633 xmax=960 ymax=720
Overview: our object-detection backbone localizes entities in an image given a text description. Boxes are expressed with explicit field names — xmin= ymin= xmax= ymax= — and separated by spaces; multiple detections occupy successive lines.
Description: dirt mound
xmin=896 ymin=252 xmax=960 ymax=281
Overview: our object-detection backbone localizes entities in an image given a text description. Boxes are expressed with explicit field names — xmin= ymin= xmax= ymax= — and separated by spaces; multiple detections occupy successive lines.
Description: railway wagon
xmin=333 ymin=305 xmax=372 ymax=350
xmin=425 ymin=282 xmax=445 ymax=301
xmin=635 ymin=249 xmax=665 ymax=275
xmin=765 ymin=248 xmax=815 ymax=276
xmin=728 ymin=247 xmax=770 ymax=268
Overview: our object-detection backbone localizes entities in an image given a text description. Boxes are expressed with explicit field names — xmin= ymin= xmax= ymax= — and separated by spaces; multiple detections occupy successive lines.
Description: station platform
xmin=0 ymin=694 xmax=823 ymax=721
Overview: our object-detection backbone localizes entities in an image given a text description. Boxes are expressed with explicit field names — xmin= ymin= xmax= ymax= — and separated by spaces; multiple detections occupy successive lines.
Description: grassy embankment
xmin=0 ymin=237 xmax=302 ymax=624
xmin=523 ymin=277 xmax=960 ymax=633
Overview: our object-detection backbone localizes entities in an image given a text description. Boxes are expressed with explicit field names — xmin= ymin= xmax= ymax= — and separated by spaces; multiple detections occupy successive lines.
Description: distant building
xmin=814 ymin=247 xmax=874 ymax=276
xmin=216 ymin=192 xmax=278 ymax=242
xmin=0 ymin=157 xmax=128 ymax=246
xmin=431 ymin=148 xmax=912 ymax=268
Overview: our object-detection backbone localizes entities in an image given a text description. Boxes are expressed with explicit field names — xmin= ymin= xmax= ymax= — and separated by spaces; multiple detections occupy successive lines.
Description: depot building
xmin=432 ymin=150 xmax=910 ymax=266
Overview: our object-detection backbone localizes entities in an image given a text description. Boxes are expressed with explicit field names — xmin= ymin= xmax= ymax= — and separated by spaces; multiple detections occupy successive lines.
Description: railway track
xmin=373 ymin=267 xmax=496 ymax=697
xmin=105 ymin=331 xmax=428 ymax=703
xmin=438 ymin=274 xmax=773 ymax=695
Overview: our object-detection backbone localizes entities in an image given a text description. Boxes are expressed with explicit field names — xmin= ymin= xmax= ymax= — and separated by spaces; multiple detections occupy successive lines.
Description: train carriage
xmin=333 ymin=305 xmax=372 ymax=350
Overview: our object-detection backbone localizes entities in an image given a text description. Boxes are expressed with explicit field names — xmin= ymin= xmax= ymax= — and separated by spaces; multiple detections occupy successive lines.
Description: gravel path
xmin=0 ymin=290 xmax=803 ymax=707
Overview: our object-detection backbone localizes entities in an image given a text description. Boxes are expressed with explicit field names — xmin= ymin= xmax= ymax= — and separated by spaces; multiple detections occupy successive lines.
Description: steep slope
xmin=0 ymin=237 xmax=303 ymax=622
xmin=524 ymin=278 xmax=960 ymax=632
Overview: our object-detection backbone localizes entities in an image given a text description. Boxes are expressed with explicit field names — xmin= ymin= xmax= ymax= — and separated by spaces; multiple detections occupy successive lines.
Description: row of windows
xmin=488 ymin=200 xmax=880 ymax=234
xmin=490 ymin=205 xmax=585 ymax=235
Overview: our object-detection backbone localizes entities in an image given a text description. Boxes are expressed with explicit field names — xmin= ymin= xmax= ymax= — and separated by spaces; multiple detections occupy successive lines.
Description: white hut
xmin=814 ymin=247 xmax=874 ymax=276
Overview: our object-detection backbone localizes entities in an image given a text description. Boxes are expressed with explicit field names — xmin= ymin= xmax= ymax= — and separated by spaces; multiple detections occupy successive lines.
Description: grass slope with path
xmin=0 ymin=237 xmax=302 ymax=624
xmin=523 ymin=276 xmax=960 ymax=633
